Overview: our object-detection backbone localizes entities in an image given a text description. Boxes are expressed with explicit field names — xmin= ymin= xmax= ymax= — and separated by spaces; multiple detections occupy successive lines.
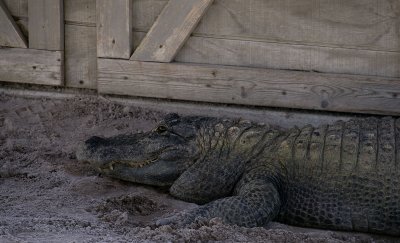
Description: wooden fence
xmin=0 ymin=0 xmax=399 ymax=115
xmin=0 ymin=0 xmax=63 ymax=85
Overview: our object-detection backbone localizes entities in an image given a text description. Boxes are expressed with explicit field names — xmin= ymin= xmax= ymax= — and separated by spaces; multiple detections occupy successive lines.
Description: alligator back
xmin=270 ymin=117 xmax=400 ymax=235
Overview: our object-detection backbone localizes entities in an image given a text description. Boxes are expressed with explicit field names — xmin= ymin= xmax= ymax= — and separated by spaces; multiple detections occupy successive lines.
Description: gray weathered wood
xmin=131 ymin=0 xmax=167 ymax=32
xmin=131 ymin=0 xmax=214 ymax=62
xmin=177 ymin=36 xmax=400 ymax=78
xmin=98 ymin=59 xmax=400 ymax=116
xmin=132 ymin=31 xmax=400 ymax=78
xmin=3 ymin=0 xmax=27 ymax=17
xmin=7 ymin=0 xmax=400 ymax=53
xmin=0 ymin=47 xmax=63 ymax=85
xmin=65 ymin=24 xmax=97 ymax=89
xmin=0 ymin=0 xmax=27 ymax=48
xmin=131 ymin=0 xmax=400 ymax=52
xmin=5 ymin=0 xmax=96 ymax=24
xmin=129 ymin=0 xmax=400 ymax=78
xmin=64 ymin=0 xmax=97 ymax=88
xmin=28 ymin=0 xmax=64 ymax=50
xmin=14 ymin=18 xmax=28 ymax=37
xmin=197 ymin=0 xmax=400 ymax=52
xmin=97 ymin=0 xmax=132 ymax=59
xmin=65 ymin=0 xmax=96 ymax=24
xmin=6 ymin=0 xmax=399 ymax=77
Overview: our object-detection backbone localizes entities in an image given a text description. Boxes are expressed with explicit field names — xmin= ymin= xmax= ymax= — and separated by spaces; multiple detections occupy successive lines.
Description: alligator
xmin=76 ymin=114 xmax=400 ymax=236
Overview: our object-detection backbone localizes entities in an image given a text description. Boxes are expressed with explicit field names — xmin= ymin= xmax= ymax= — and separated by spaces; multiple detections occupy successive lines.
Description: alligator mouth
xmin=99 ymin=156 xmax=159 ymax=171
xmin=98 ymin=146 xmax=177 ymax=171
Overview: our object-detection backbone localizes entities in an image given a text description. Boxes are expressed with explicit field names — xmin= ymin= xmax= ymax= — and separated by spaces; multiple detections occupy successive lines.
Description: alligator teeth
xmin=119 ymin=157 xmax=158 ymax=169
xmin=109 ymin=164 xmax=114 ymax=171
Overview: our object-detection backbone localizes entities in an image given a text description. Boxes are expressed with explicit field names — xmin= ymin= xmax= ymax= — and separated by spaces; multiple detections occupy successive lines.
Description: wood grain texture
xmin=396 ymin=119 xmax=400 ymax=168
xmin=132 ymin=31 xmax=400 ymax=78
xmin=131 ymin=0 xmax=214 ymax=62
xmin=6 ymin=0 xmax=400 ymax=52
xmin=97 ymin=0 xmax=132 ymax=59
xmin=130 ymin=0 xmax=400 ymax=77
xmin=64 ymin=0 xmax=96 ymax=88
xmin=0 ymin=47 xmax=63 ymax=85
xmin=3 ymin=0 xmax=27 ymax=17
xmin=5 ymin=0 xmax=96 ymax=24
xmin=64 ymin=0 xmax=96 ymax=24
xmin=0 ymin=0 xmax=27 ymax=48
xmin=5 ymin=0 xmax=399 ymax=77
xmin=14 ymin=18 xmax=28 ymax=37
xmin=98 ymin=59 xmax=400 ymax=116
xmin=64 ymin=25 xmax=97 ymax=89
xmin=131 ymin=0 xmax=167 ymax=31
xmin=132 ymin=0 xmax=400 ymax=52
xmin=28 ymin=0 xmax=64 ymax=50
xmin=176 ymin=36 xmax=400 ymax=78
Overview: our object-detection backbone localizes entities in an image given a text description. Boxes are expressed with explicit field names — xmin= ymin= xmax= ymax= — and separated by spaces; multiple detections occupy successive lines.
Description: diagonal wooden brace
xmin=131 ymin=0 xmax=214 ymax=62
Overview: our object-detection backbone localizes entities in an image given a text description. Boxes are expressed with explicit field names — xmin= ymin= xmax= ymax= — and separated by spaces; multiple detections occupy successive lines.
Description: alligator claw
xmin=155 ymin=219 xmax=167 ymax=226
xmin=156 ymin=211 xmax=197 ymax=228
xmin=156 ymin=216 xmax=178 ymax=227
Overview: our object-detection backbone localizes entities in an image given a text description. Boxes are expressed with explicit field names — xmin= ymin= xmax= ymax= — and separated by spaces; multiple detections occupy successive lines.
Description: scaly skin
xmin=76 ymin=114 xmax=400 ymax=236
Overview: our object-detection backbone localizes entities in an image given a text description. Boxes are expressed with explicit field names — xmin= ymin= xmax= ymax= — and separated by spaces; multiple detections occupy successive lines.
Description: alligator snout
xmin=76 ymin=136 xmax=107 ymax=165
xmin=76 ymin=134 xmax=142 ymax=169
xmin=85 ymin=136 xmax=107 ymax=149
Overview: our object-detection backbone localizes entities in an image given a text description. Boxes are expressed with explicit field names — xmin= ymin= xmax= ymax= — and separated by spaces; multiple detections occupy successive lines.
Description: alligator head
xmin=76 ymin=114 xmax=207 ymax=186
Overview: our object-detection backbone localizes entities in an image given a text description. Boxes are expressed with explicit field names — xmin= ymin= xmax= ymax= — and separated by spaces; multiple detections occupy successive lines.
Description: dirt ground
xmin=0 ymin=91 xmax=398 ymax=243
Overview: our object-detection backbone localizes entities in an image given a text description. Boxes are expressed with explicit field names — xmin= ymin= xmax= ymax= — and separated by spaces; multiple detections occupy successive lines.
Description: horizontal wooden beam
xmin=131 ymin=0 xmax=214 ymax=62
xmin=133 ymin=32 xmax=400 ymax=78
xmin=0 ymin=0 xmax=27 ymax=48
xmin=0 ymin=47 xmax=63 ymax=85
xmin=177 ymin=35 xmax=400 ymax=79
xmin=98 ymin=59 xmax=400 ymax=116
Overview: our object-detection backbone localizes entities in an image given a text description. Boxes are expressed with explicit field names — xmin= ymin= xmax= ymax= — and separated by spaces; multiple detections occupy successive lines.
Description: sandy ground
xmin=0 ymin=91 xmax=398 ymax=243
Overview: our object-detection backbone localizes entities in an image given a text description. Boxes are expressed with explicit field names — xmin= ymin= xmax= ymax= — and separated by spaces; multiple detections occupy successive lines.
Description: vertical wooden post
xmin=97 ymin=0 xmax=133 ymax=59
xmin=28 ymin=0 xmax=64 ymax=51
xmin=0 ymin=0 xmax=27 ymax=48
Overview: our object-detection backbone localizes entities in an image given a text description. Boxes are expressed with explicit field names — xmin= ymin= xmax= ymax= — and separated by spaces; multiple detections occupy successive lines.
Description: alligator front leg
xmin=158 ymin=176 xmax=282 ymax=227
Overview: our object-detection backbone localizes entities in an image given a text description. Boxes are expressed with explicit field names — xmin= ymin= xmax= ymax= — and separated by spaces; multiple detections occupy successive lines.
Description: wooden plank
xmin=132 ymin=31 xmax=400 ymax=78
xmin=6 ymin=0 xmax=399 ymax=76
xmin=7 ymin=0 xmax=400 ymax=52
xmin=0 ymin=47 xmax=63 ymax=85
xmin=64 ymin=0 xmax=96 ymax=24
xmin=132 ymin=0 xmax=400 ymax=53
xmin=176 ymin=35 xmax=400 ymax=78
xmin=3 ymin=0 xmax=28 ymax=17
xmin=97 ymin=0 xmax=132 ymax=59
xmin=65 ymin=25 xmax=97 ymax=89
xmin=131 ymin=0 xmax=214 ymax=62
xmin=130 ymin=0 xmax=400 ymax=78
xmin=28 ymin=0 xmax=64 ymax=50
xmin=98 ymin=59 xmax=400 ymax=116
xmin=131 ymin=0 xmax=167 ymax=31
xmin=0 ymin=0 xmax=27 ymax=48
xmin=5 ymin=0 xmax=96 ymax=24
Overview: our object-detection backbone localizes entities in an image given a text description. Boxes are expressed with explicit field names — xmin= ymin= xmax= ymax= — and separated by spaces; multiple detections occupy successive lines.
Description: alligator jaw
xmin=99 ymin=157 xmax=159 ymax=171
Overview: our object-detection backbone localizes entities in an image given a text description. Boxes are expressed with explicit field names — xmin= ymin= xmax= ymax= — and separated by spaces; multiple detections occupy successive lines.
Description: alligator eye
xmin=156 ymin=125 xmax=168 ymax=134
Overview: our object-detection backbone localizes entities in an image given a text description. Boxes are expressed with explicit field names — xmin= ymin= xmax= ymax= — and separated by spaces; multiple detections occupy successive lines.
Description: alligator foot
xmin=156 ymin=208 xmax=208 ymax=228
